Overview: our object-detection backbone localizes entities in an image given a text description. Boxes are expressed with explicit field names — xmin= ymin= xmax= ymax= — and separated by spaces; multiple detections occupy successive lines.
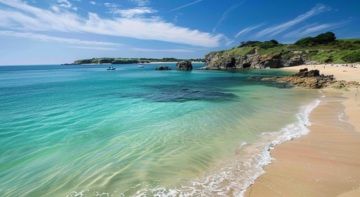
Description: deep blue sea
xmin=0 ymin=63 xmax=319 ymax=196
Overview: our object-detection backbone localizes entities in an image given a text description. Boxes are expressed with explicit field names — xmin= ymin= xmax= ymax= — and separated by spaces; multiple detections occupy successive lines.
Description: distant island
xmin=205 ymin=32 xmax=360 ymax=70
xmin=65 ymin=57 xmax=204 ymax=65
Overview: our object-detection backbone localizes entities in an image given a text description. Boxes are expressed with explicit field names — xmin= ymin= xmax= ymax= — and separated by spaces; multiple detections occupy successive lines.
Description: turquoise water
xmin=0 ymin=64 xmax=318 ymax=196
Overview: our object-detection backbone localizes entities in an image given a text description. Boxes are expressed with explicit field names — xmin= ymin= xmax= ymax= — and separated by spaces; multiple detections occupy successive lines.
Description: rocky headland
xmin=205 ymin=32 xmax=360 ymax=70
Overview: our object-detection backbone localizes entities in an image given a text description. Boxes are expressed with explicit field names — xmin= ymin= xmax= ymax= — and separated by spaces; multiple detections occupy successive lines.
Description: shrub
xmin=239 ymin=41 xmax=261 ymax=47
xmin=259 ymin=40 xmax=280 ymax=49
xmin=239 ymin=40 xmax=279 ymax=49
xmin=315 ymin=32 xmax=336 ymax=44
xmin=342 ymin=51 xmax=360 ymax=63
xmin=295 ymin=32 xmax=336 ymax=46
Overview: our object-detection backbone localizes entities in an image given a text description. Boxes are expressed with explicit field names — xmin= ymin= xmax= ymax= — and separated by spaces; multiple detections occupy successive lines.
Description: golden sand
xmin=246 ymin=64 xmax=360 ymax=197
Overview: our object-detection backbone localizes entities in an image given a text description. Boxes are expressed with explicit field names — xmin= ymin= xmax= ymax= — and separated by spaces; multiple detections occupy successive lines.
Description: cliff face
xmin=205 ymin=32 xmax=360 ymax=70
xmin=205 ymin=49 xmax=305 ymax=69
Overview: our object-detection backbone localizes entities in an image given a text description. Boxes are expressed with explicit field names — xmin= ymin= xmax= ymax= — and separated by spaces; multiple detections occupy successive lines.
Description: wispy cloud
xmin=52 ymin=0 xmax=77 ymax=12
xmin=212 ymin=2 xmax=244 ymax=33
xmin=113 ymin=7 xmax=156 ymax=18
xmin=256 ymin=4 xmax=330 ymax=37
xmin=130 ymin=0 xmax=150 ymax=7
xmin=0 ymin=0 xmax=221 ymax=47
xmin=57 ymin=0 xmax=71 ymax=8
xmin=70 ymin=46 xmax=118 ymax=51
xmin=170 ymin=0 xmax=203 ymax=12
xmin=131 ymin=48 xmax=195 ymax=53
xmin=235 ymin=23 xmax=264 ymax=38
xmin=284 ymin=22 xmax=347 ymax=38
xmin=0 ymin=30 xmax=120 ymax=49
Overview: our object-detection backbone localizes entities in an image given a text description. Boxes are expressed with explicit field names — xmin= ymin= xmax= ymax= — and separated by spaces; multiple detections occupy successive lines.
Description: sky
xmin=0 ymin=0 xmax=359 ymax=65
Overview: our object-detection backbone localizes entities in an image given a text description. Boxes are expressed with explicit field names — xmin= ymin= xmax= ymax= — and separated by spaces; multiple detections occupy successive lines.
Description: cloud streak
xmin=284 ymin=22 xmax=347 ymax=38
xmin=131 ymin=0 xmax=149 ymax=7
xmin=0 ymin=30 xmax=120 ymax=50
xmin=113 ymin=7 xmax=156 ymax=18
xmin=170 ymin=0 xmax=203 ymax=12
xmin=256 ymin=4 xmax=330 ymax=37
xmin=212 ymin=2 xmax=244 ymax=33
xmin=0 ymin=0 xmax=221 ymax=47
xmin=131 ymin=48 xmax=195 ymax=53
xmin=235 ymin=23 xmax=264 ymax=38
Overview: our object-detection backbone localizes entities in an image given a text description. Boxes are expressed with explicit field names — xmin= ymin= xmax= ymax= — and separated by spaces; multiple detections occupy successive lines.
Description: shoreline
xmin=245 ymin=64 xmax=360 ymax=196
xmin=237 ymin=97 xmax=321 ymax=196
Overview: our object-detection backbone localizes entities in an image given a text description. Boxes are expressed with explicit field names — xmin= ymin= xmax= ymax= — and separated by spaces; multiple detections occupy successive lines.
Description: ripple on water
xmin=0 ymin=65 xmax=319 ymax=196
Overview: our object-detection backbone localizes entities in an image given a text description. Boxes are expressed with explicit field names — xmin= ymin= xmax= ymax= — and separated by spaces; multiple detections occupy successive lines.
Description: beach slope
xmin=246 ymin=64 xmax=360 ymax=197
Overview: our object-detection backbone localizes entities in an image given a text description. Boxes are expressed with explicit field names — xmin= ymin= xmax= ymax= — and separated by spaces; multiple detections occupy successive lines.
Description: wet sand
xmin=246 ymin=65 xmax=360 ymax=197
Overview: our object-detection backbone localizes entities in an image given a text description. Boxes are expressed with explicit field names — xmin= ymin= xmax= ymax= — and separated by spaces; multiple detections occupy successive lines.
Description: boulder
xmin=293 ymin=68 xmax=320 ymax=77
xmin=176 ymin=61 xmax=193 ymax=71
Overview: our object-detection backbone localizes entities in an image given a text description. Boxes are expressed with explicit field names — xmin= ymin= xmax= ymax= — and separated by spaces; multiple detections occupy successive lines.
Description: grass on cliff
xmin=215 ymin=32 xmax=360 ymax=64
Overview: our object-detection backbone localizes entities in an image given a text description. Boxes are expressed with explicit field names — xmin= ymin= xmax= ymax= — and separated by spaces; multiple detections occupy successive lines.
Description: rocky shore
xmin=251 ymin=68 xmax=360 ymax=89
xmin=204 ymin=32 xmax=360 ymax=70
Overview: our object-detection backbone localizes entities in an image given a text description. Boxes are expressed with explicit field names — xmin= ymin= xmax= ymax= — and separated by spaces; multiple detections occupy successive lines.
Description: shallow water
xmin=0 ymin=63 xmax=318 ymax=196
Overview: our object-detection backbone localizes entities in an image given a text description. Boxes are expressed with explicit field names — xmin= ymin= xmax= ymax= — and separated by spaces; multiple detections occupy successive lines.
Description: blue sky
xmin=0 ymin=0 xmax=359 ymax=65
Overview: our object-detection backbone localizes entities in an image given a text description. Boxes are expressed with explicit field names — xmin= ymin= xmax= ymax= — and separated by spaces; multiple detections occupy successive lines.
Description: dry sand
xmin=246 ymin=64 xmax=360 ymax=197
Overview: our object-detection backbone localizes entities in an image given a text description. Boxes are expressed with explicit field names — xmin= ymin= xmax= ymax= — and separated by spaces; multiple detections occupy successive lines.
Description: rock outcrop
xmin=256 ymin=68 xmax=360 ymax=89
xmin=293 ymin=68 xmax=320 ymax=77
xmin=254 ymin=68 xmax=337 ymax=89
xmin=205 ymin=50 xmax=305 ymax=70
xmin=176 ymin=61 xmax=193 ymax=71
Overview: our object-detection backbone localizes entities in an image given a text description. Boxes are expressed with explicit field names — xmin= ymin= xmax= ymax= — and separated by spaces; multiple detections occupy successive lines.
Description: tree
xmin=295 ymin=32 xmax=336 ymax=46
xmin=314 ymin=32 xmax=336 ymax=44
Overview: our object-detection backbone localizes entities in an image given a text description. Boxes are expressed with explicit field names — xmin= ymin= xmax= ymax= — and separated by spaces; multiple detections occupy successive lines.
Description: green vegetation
xmin=212 ymin=32 xmax=360 ymax=64
xmin=71 ymin=58 xmax=204 ymax=65
xmin=342 ymin=50 xmax=360 ymax=63
xmin=240 ymin=39 xmax=280 ymax=49
xmin=295 ymin=32 xmax=336 ymax=46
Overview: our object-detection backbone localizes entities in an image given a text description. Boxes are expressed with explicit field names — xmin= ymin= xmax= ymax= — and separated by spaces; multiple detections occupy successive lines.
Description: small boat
xmin=138 ymin=65 xmax=144 ymax=68
xmin=107 ymin=66 xmax=116 ymax=71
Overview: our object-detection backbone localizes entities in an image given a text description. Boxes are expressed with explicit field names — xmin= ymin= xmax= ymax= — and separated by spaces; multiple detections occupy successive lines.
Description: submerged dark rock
xmin=147 ymin=86 xmax=237 ymax=102
xmin=176 ymin=61 xmax=193 ymax=71
xmin=155 ymin=66 xmax=171 ymax=70
xmin=119 ymin=85 xmax=238 ymax=102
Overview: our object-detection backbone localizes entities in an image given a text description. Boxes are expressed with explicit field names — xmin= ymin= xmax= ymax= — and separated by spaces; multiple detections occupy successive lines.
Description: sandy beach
xmin=246 ymin=64 xmax=360 ymax=197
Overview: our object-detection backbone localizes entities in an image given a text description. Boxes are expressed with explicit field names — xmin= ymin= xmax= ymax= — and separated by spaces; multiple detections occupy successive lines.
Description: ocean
xmin=0 ymin=63 xmax=319 ymax=196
